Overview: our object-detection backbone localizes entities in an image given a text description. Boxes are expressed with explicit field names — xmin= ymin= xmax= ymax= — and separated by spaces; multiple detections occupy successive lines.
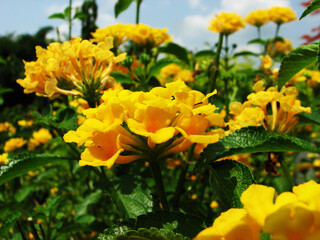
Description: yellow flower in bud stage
xmin=129 ymin=24 xmax=171 ymax=48
xmin=17 ymin=37 xmax=126 ymax=101
xmin=245 ymin=9 xmax=270 ymax=27
xmin=268 ymin=6 xmax=297 ymax=25
xmin=0 ymin=153 xmax=9 ymax=165
xmin=0 ymin=122 xmax=16 ymax=134
xmin=64 ymin=81 xmax=224 ymax=168
xmin=28 ymin=128 xmax=52 ymax=150
xmin=208 ymin=12 xmax=246 ymax=35
xmin=91 ymin=23 xmax=132 ymax=48
xmin=4 ymin=138 xmax=27 ymax=152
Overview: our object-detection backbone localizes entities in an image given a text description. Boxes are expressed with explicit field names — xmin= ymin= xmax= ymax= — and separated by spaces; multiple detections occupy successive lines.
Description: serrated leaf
xmin=297 ymin=109 xmax=320 ymax=125
xmin=193 ymin=50 xmax=215 ymax=58
xmin=148 ymin=57 xmax=180 ymax=80
xmin=99 ymin=227 xmax=189 ymax=240
xmin=300 ymin=0 xmax=320 ymax=20
xmin=200 ymin=126 xmax=320 ymax=165
xmin=54 ymin=107 xmax=78 ymax=131
xmin=233 ymin=51 xmax=259 ymax=57
xmin=110 ymin=71 xmax=136 ymax=84
xmin=0 ymin=153 xmax=71 ymax=185
xmin=114 ymin=0 xmax=134 ymax=18
xmin=159 ymin=43 xmax=190 ymax=66
xmin=48 ymin=13 xmax=66 ymax=20
xmin=0 ymin=210 xmax=21 ymax=237
xmin=277 ymin=43 xmax=319 ymax=88
xmin=209 ymin=160 xmax=255 ymax=210
xmin=135 ymin=210 xmax=206 ymax=239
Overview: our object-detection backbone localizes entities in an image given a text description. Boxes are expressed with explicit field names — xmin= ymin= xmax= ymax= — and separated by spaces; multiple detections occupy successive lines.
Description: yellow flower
xmin=159 ymin=64 xmax=194 ymax=85
xmin=267 ymin=38 xmax=293 ymax=57
xmin=0 ymin=152 xmax=9 ymax=165
xmin=194 ymin=208 xmax=261 ymax=240
xmin=4 ymin=138 xmax=27 ymax=152
xmin=245 ymin=9 xmax=270 ymax=27
xmin=129 ymin=24 xmax=171 ymax=48
xmin=64 ymin=80 xmax=223 ymax=168
xmin=17 ymin=119 xmax=34 ymax=127
xmin=0 ymin=122 xmax=16 ymax=134
xmin=28 ymin=128 xmax=52 ymax=150
xmin=208 ymin=12 xmax=246 ymax=35
xmin=268 ymin=6 xmax=297 ymax=25
xmin=91 ymin=23 xmax=132 ymax=48
xmin=260 ymin=55 xmax=273 ymax=73
xmin=228 ymin=83 xmax=311 ymax=134
xmin=17 ymin=37 xmax=126 ymax=100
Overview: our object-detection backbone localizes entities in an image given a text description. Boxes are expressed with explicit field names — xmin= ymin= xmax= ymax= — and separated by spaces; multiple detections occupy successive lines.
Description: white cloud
xmin=97 ymin=13 xmax=118 ymax=28
xmin=220 ymin=0 xmax=291 ymax=15
xmin=188 ymin=0 xmax=201 ymax=8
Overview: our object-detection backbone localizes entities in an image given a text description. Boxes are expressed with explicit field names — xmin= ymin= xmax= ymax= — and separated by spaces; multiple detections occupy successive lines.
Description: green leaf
xmin=75 ymin=190 xmax=102 ymax=218
xmin=209 ymin=160 xmax=255 ymax=210
xmin=99 ymin=227 xmax=189 ymax=240
xmin=277 ymin=43 xmax=319 ymax=89
xmin=73 ymin=12 xmax=88 ymax=19
xmin=64 ymin=6 xmax=71 ymax=17
xmin=200 ymin=126 xmax=320 ymax=165
xmin=271 ymin=176 xmax=291 ymax=193
xmin=193 ymin=50 xmax=215 ymax=59
xmin=54 ymin=107 xmax=78 ymax=131
xmin=48 ymin=13 xmax=66 ymax=20
xmin=14 ymin=186 xmax=34 ymax=202
xmin=233 ymin=51 xmax=259 ymax=58
xmin=0 ymin=210 xmax=21 ymax=237
xmin=148 ymin=57 xmax=180 ymax=80
xmin=135 ymin=210 xmax=206 ymax=239
xmin=247 ymin=38 xmax=266 ymax=45
xmin=261 ymin=232 xmax=271 ymax=240
xmin=0 ymin=153 xmax=71 ymax=185
xmin=114 ymin=0 xmax=134 ymax=18
xmin=300 ymin=0 xmax=320 ymax=20
xmin=159 ymin=43 xmax=190 ymax=66
xmin=110 ymin=71 xmax=137 ymax=84
xmin=297 ymin=108 xmax=320 ymax=125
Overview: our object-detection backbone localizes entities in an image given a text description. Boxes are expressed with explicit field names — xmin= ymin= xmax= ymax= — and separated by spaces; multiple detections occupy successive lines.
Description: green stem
xmin=150 ymin=161 xmax=169 ymax=210
xmin=257 ymin=26 xmax=261 ymax=39
xmin=16 ymin=220 xmax=27 ymax=240
xmin=224 ymin=34 xmax=229 ymax=71
xmin=209 ymin=32 xmax=224 ymax=93
xmin=279 ymin=157 xmax=294 ymax=189
xmin=68 ymin=0 xmax=72 ymax=40
xmin=135 ymin=0 xmax=142 ymax=24
xmin=275 ymin=23 xmax=281 ymax=39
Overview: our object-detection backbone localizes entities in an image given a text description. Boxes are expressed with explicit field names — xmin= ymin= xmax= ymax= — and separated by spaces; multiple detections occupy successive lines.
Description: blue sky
xmin=1 ymin=0 xmax=319 ymax=52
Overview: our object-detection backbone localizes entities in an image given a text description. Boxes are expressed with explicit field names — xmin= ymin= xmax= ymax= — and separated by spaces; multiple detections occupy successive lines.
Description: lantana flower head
xmin=268 ymin=6 xmax=297 ymax=25
xmin=4 ymin=137 xmax=27 ymax=152
xmin=129 ymin=24 xmax=172 ymax=48
xmin=159 ymin=63 xmax=194 ymax=85
xmin=245 ymin=9 xmax=270 ymax=27
xmin=208 ymin=12 xmax=246 ymax=35
xmin=17 ymin=37 xmax=126 ymax=104
xmin=64 ymin=81 xmax=224 ymax=169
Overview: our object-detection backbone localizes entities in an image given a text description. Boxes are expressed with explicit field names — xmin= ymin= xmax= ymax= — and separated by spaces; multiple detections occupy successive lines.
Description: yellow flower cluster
xmin=245 ymin=9 xmax=270 ymax=27
xmin=267 ymin=38 xmax=293 ymax=57
xmin=91 ymin=23 xmax=171 ymax=49
xmin=17 ymin=37 xmax=126 ymax=98
xmin=17 ymin=119 xmax=34 ymax=128
xmin=64 ymin=81 xmax=224 ymax=169
xmin=208 ymin=12 xmax=246 ymax=35
xmin=0 ymin=122 xmax=16 ymax=134
xmin=28 ymin=128 xmax=53 ymax=150
xmin=195 ymin=180 xmax=320 ymax=240
xmin=290 ymin=69 xmax=320 ymax=87
xmin=91 ymin=23 xmax=131 ymax=48
xmin=159 ymin=63 xmax=194 ymax=85
xmin=228 ymin=81 xmax=311 ymax=134
xmin=3 ymin=137 xmax=27 ymax=152
xmin=269 ymin=6 xmax=297 ymax=25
